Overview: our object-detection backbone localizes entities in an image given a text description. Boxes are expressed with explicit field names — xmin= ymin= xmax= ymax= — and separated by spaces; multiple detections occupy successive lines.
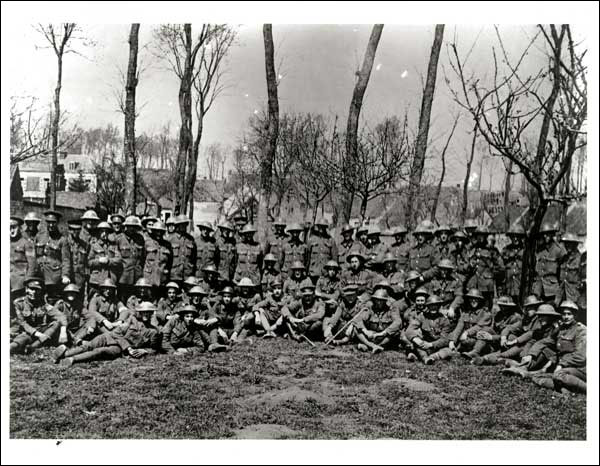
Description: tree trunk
xmin=359 ymin=195 xmax=369 ymax=223
xmin=124 ymin=23 xmax=140 ymax=215
xmin=184 ymin=106 xmax=203 ymax=223
xmin=461 ymin=123 xmax=478 ymax=225
xmin=257 ymin=24 xmax=280 ymax=244
xmin=405 ymin=24 xmax=444 ymax=229
xmin=503 ymin=159 xmax=513 ymax=230
xmin=50 ymin=55 xmax=63 ymax=210
xmin=430 ymin=115 xmax=457 ymax=223
xmin=519 ymin=198 xmax=548 ymax=302
xmin=341 ymin=24 xmax=384 ymax=223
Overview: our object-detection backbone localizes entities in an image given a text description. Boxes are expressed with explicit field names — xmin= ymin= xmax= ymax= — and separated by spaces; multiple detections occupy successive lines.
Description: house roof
xmin=56 ymin=191 xmax=97 ymax=210
xmin=19 ymin=153 xmax=95 ymax=174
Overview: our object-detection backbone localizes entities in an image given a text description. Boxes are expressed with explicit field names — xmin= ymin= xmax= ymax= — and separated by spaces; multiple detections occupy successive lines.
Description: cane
xmin=300 ymin=334 xmax=316 ymax=348
xmin=325 ymin=308 xmax=364 ymax=346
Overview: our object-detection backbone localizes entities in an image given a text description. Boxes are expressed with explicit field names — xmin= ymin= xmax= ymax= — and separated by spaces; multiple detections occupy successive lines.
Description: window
xmin=69 ymin=162 xmax=80 ymax=171
xmin=26 ymin=177 xmax=40 ymax=192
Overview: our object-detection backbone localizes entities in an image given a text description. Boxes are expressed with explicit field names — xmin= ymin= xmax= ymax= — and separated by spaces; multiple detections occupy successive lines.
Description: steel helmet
xmin=465 ymin=288 xmax=484 ymax=300
xmin=324 ymin=260 xmax=341 ymax=270
xmin=177 ymin=304 xmax=199 ymax=316
xmin=437 ymin=259 xmax=455 ymax=270
xmin=558 ymin=300 xmax=579 ymax=313
xmin=264 ymin=253 xmax=277 ymax=263
xmin=81 ymin=210 xmax=100 ymax=221
xmin=405 ymin=270 xmax=422 ymax=283
xmin=150 ymin=221 xmax=166 ymax=231
xmin=414 ymin=287 xmax=429 ymax=297
xmin=124 ymin=216 xmax=142 ymax=227
xmin=497 ymin=296 xmax=517 ymax=307
xmin=63 ymin=284 xmax=81 ymax=294
xmin=383 ymin=253 xmax=397 ymax=264
xmin=536 ymin=304 xmax=561 ymax=317
xmin=100 ymin=278 xmax=117 ymax=289
xmin=240 ymin=223 xmax=257 ymax=234
xmin=24 ymin=212 xmax=42 ymax=223
xmin=135 ymin=278 xmax=153 ymax=288
xmin=426 ymin=294 xmax=444 ymax=306
xmin=202 ymin=265 xmax=218 ymax=274
xmin=189 ymin=285 xmax=208 ymax=296
xmin=560 ymin=233 xmax=581 ymax=243
xmin=300 ymin=278 xmax=316 ymax=293
xmin=165 ymin=282 xmax=180 ymax=290
xmin=291 ymin=260 xmax=306 ymax=270
xmin=136 ymin=301 xmax=157 ymax=313
xmin=507 ymin=223 xmax=526 ymax=236
xmin=372 ymin=289 xmax=389 ymax=301
xmin=96 ymin=221 xmax=112 ymax=230
xmin=237 ymin=277 xmax=256 ymax=288
xmin=523 ymin=295 xmax=543 ymax=308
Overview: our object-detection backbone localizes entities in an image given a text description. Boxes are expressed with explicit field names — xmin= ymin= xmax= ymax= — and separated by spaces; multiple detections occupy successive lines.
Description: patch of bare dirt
xmin=246 ymin=386 xmax=335 ymax=406
xmin=233 ymin=423 xmax=299 ymax=439
xmin=382 ymin=377 xmax=437 ymax=392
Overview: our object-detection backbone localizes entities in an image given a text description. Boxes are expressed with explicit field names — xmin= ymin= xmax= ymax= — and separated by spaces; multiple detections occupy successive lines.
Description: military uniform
xmin=143 ymin=236 xmax=172 ymax=288
xmin=83 ymin=294 xmax=127 ymax=337
xmin=195 ymin=236 xmax=219 ymax=275
xmin=451 ymin=246 xmax=471 ymax=278
xmin=307 ymin=235 xmax=337 ymax=279
xmin=281 ymin=298 xmax=326 ymax=339
xmin=502 ymin=243 xmax=524 ymax=300
xmin=552 ymin=321 xmax=586 ymax=393
xmin=466 ymin=246 xmax=504 ymax=301
xmin=235 ymin=241 xmax=262 ymax=283
xmin=408 ymin=243 xmax=435 ymax=279
xmin=428 ymin=274 xmax=464 ymax=311
xmin=316 ymin=275 xmax=342 ymax=304
xmin=388 ymin=241 xmax=410 ymax=273
xmin=211 ymin=300 xmax=244 ymax=336
xmin=265 ymin=234 xmax=286 ymax=272
xmin=355 ymin=299 xmax=402 ymax=346
xmin=281 ymin=240 xmax=308 ymax=276
xmin=449 ymin=306 xmax=493 ymax=351
xmin=432 ymin=241 xmax=453 ymax=264
xmin=52 ymin=298 xmax=86 ymax=344
xmin=283 ymin=276 xmax=305 ymax=303
xmin=153 ymin=297 xmax=182 ymax=329
xmin=323 ymin=297 xmax=361 ymax=341
xmin=261 ymin=269 xmax=282 ymax=295
xmin=11 ymin=296 xmax=67 ymax=353
xmin=38 ymin=231 xmax=71 ymax=295
xmin=88 ymin=238 xmax=122 ymax=294
xmin=116 ymin=231 xmax=145 ymax=299
xmin=337 ymin=239 xmax=356 ymax=270
xmin=216 ymin=236 xmax=237 ymax=283
xmin=10 ymin=234 xmax=37 ymax=294
xmin=404 ymin=311 xmax=453 ymax=360
xmin=161 ymin=316 xmax=205 ymax=353
xmin=365 ymin=241 xmax=388 ymax=271
xmin=470 ymin=305 xmax=522 ymax=357
xmin=340 ymin=268 xmax=377 ymax=299
xmin=253 ymin=293 xmax=286 ymax=325
xmin=558 ymin=249 xmax=584 ymax=307
xmin=533 ymin=242 xmax=566 ymax=301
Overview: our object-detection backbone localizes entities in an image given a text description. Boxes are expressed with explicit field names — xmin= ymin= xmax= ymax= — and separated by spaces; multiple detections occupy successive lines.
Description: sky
xmin=4 ymin=23 xmax=578 ymax=188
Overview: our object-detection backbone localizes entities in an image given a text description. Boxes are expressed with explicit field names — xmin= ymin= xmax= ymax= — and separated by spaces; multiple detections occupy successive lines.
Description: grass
xmin=10 ymin=339 xmax=586 ymax=439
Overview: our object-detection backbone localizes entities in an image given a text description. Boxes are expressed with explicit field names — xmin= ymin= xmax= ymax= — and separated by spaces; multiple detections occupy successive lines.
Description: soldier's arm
xmin=61 ymin=238 xmax=72 ymax=279
xmin=354 ymin=305 xmax=371 ymax=332
xmin=382 ymin=307 xmax=403 ymax=335
xmin=499 ymin=315 xmax=523 ymax=340
xmin=303 ymin=302 xmax=326 ymax=323
xmin=47 ymin=304 xmax=69 ymax=327
xmin=324 ymin=303 xmax=343 ymax=331
xmin=466 ymin=310 xmax=493 ymax=337
xmin=25 ymin=240 xmax=37 ymax=276
xmin=404 ymin=316 xmax=423 ymax=342
xmin=559 ymin=326 xmax=587 ymax=368
xmin=161 ymin=319 xmax=177 ymax=353
xmin=14 ymin=303 xmax=40 ymax=336
xmin=450 ymin=316 xmax=466 ymax=344
xmin=525 ymin=335 xmax=556 ymax=359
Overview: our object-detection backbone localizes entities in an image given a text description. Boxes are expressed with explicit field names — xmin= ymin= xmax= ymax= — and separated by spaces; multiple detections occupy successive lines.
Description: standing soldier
xmin=450 ymin=230 xmax=471 ymax=278
xmin=502 ymin=224 xmax=526 ymax=303
xmin=432 ymin=225 xmax=453 ymax=263
xmin=532 ymin=223 xmax=566 ymax=304
xmin=365 ymin=225 xmax=388 ymax=272
xmin=79 ymin=210 xmax=100 ymax=250
xmin=216 ymin=221 xmax=237 ymax=284
xmin=337 ymin=224 xmax=356 ymax=269
xmin=265 ymin=218 xmax=287 ymax=272
xmin=283 ymin=261 xmax=307 ymax=303
xmin=22 ymin=212 xmax=44 ymax=261
xmin=87 ymin=222 xmax=122 ymax=299
xmin=38 ymin=210 xmax=71 ymax=303
xmin=165 ymin=216 xmax=187 ymax=289
xmin=140 ymin=216 xmax=157 ymax=241
xmin=356 ymin=224 xmax=370 ymax=257
xmin=66 ymin=220 xmax=87 ymax=303
xmin=261 ymin=253 xmax=282 ymax=296
xmin=165 ymin=216 xmax=177 ymax=242
xmin=143 ymin=221 xmax=172 ymax=296
xmin=195 ymin=221 xmax=219 ymax=275
xmin=10 ymin=216 xmax=37 ymax=301
xmin=176 ymin=215 xmax=197 ymax=280
xmin=388 ymin=226 xmax=410 ymax=273
xmin=117 ymin=215 xmax=146 ymax=302
xmin=408 ymin=221 xmax=436 ymax=280
xmin=281 ymin=223 xmax=309 ymax=277
xmin=467 ymin=225 xmax=504 ymax=308
xmin=557 ymin=233 xmax=584 ymax=321
xmin=234 ymin=223 xmax=263 ymax=284
xmin=232 ymin=212 xmax=248 ymax=239
xmin=464 ymin=218 xmax=478 ymax=241
xmin=307 ymin=218 xmax=338 ymax=284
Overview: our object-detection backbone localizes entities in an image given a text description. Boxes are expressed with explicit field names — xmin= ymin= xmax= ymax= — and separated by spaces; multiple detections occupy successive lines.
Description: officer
xmin=557 ymin=233 xmax=584 ymax=321
xmin=502 ymin=224 xmax=526 ymax=303
xmin=467 ymin=225 xmax=504 ymax=308
xmin=11 ymin=276 xmax=68 ymax=354
xmin=380 ymin=253 xmax=404 ymax=301
xmin=280 ymin=278 xmax=326 ymax=341
xmin=143 ymin=221 xmax=173 ymax=295
xmin=38 ymin=210 xmax=71 ymax=303
xmin=428 ymin=259 xmax=464 ymax=318
xmin=341 ymin=251 xmax=378 ymax=301
xmin=176 ymin=215 xmax=197 ymax=280
xmin=234 ymin=223 xmax=262 ymax=284
xmin=117 ymin=216 xmax=146 ymax=302
xmin=365 ymin=225 xmax=388 ymax=272
xmin=261 ymin=253 xmax=282 ymax=296
xmin=195 ymin=221 xmax=219 ymax=274
xmin=533 ymin=223 xmax=567 ymax=304
xmin=79 ymin=210 xmax=100 ymax=249
xmin=216 ymin=221 xmax=237 ymax=283
xmin=388 ymin=226 xmax=410 ymax=273
xmin=337 ymin=224 xmax=356 ymax=269
xmin=65 ymin=220 xmax=87 ymax=303
xmin=87 ymin=221 xmax=122 ymax=299
xmin=10 ymin=216 xmax=37 ymax=301
xmin=432 ymin=224 xmax=453 ymax=263
xmin=408 ymin=221 xmax=436 ymax=280
xmin=22 ymin=211 xmax=43 ymax=251
xmin=307 ymin=218 xmax=338 ymax=283
xmin=355 ymin=289 xmax=402 ymax=353
xmin=281 ymin=223 xmax=309 ymax=277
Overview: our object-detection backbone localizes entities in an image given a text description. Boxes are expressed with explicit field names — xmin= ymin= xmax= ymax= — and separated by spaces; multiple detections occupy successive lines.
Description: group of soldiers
xmin=10 ymin=209 xmax=587 ymax=395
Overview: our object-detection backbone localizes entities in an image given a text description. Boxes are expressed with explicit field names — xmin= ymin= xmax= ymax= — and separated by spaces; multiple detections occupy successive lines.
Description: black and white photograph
xmin=2 ymin=1 xmax=598 ymax=464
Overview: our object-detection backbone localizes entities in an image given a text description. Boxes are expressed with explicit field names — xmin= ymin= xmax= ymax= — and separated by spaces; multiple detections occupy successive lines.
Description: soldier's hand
xmin=62 ymin=276 xmax=70 ymax=285
xmin=521 ymin=355 xmax=533 ymax=367
xmin=422 ymin=341 xmax=433 ymax=350
xmin=459 ymin=332 xmax=468 ymax=342
xmin=553 ymin=365 xmax=562 ymax=374
xmin=506 ymin=339 xmax=517 ymax=347
xmin=500 ymin=336 xmax=507 ymax=348
xmin=129 ymin=348 xmax=145 ymax=358
xmin=448 ymin=341 xmax=457 ymax=351
xmin=476 ymin=331 xmax=492 ymax=341
xmin=37 ymin=332 xmax=50 ymax=343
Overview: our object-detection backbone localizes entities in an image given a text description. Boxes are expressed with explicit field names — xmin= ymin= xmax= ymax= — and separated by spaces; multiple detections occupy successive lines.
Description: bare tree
xmin=405 ymin=24 xmax=445 ymax=229
xmin=123 ymin=24 xmax=140 ymax=214
xmin=430 ymin=115 xmax=459 ymax=222
xmin=448 ymin=24 xmax=587 ymax=299
xmin=461 ymin=123 xmax=478 ymax=224
xmin=341 ymin=24 xmax=384 ymax=224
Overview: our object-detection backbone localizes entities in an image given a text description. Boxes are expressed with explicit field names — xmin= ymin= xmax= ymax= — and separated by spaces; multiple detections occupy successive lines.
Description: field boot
xmin=52 ymin=345 xmax=68 ymax=363
xmin=406 ymin=352 xmax=419 ymax=362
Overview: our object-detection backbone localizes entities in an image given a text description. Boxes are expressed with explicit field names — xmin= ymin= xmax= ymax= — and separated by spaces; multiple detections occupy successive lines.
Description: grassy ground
xmin=10 ymin=338 xmax=586 ymax=440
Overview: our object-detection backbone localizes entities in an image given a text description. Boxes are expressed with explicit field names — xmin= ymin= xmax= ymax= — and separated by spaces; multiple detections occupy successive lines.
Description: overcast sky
xmin=5 ymin=23 xmax=583 ymax=188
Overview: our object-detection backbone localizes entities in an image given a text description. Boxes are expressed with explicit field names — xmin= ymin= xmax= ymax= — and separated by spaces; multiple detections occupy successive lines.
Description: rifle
xmin=325 ymin=308 xmax=365 ymax=346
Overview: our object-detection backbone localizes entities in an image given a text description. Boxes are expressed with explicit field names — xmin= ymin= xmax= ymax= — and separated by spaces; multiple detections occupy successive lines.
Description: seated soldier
xmin=155 ymin=282 xmax=183 ymax=328
xmin=316 ymin=260 xmax=342 ymax=312
xmin=379 ymin=253 xmax=404 ymax=301
xmin=395 ymin=270 xmax=424 ymax=316
xmin=124 ymin=278 xmax=155 ymax=312
xmin=210 ymin=286 xmax=245 ymax=345
xmin=280 ymin=278 xmax=326 ymax=342
xmin=473 ymin=295 xmax=542 ymax=366
xmin=161 ymin=304 xmax=205 ymax=354
xmin=53 ymin=301 xmax=160 ymax=366
xmin=261 ymin=253 xmax=282 ymax=296
xmin=397 ymin=286 xmax=429 ymax=353
xmin=323 ymin=284 xmax=361 ymax=346
xmin=468 ymin=296 xmax=522 ymax=363
xmin=198 ymin=265 xmax=221 ymax=302
xmin=354 ymin=289 xmax=402 ymax=353
xmin=82 ymin=278 xmax=128 ymax=340
xmin=283 ymin=261 xmax=307 ymax=304
xmin=185 ymin=284 xmax=225 ymax=352
xmin=234 ymin=277 xmax=262 ymax=341
xmin=11 ymin=277 xmax=68 ymax=355
xmin=52 ymin=284 xmax=87 ymax=347
xmin=428 ymin=259 xmax=464 ymax=319
xmin=404 ymin=294 xmax=453 ymax=364
xmin=446 ymin=288 xmax=493 ymax=358
xmin=341 ymin=251 xmax=378 ymax=302
xmin=180 ymin=276 xmax=200 ymax=305
xmin=253 ymin=277 xmax=287 ymax=338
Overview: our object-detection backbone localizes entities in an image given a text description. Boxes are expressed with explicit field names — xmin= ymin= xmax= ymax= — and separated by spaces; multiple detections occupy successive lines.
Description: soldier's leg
xmin=463 ymin=339 xmax=489 ymax=359
xmin=356 ymin=332 xmax=383 ymax=353
xmin=63 ymin=345 xmax=122 ymax=366
xmin=306 ymin=321 xmax=324 ymax=341
xmin=26 ymin=322 xmax=62 ymax=353
xmin=397 ymin=330 xmax=413 ymax=353
xmin=552 ymin=368 xmax=587 ymax=394
xmin=426 ymin=347 xmax=454 ymax=363
xmin=10 ymin=333 xmax=34 ymax=354
xmin=530 ymin=373 xmax=555 ymax=390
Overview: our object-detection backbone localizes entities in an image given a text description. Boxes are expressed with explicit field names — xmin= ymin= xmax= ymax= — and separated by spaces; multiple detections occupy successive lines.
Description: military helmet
xmin=165 ymin=216 xmax=177 ymax=226
xmin=44 ymin=210 xmax=62 ymax=222
xmin=341 ymin=224 xmax=355 ymax=234
xmin=67 ymin=220 xmax=82 ymax=230
xmin=414 ymin=221 xmax=434 ymax=235
xmin=324 ymin=260 xmax=341 ymax=270
xmin=189 ymin=285 xmax=208 ymax=296
xmin=237 ymin=277 xmax=255 ymax=288
xmin=374 ymin=280 xmax=393 ymax=294
xmin=372 ymin=289 xmax=389 ymax=301
xmin=436 ymin=224 xmax=452 ymax=234
xmin=393 ymin=225 xmax=408 ymax=236
xmin=175 ymin=215 xmax=190 ymax=225
xmin=24 ymin=212 xmax=42 ymax=223
xmin=291 ymin=260 xmax=305 ymax=270
xmin=273 ymin=217 xmax=287 ymax=227
xmin=560 ymin=232 xmax=581 ymax=243
xmin=100 ymin=278 xmax=117 ymax=289
xmin=97 ymin=221 xmax=112 ymax=231
xmin=414 ymin=287 xmax=429 ymax=297
xmin=110 ymin=213 xmax=125 ymax=224
xmin=367 ymin=225 xmax=381 ymax=236
xmin=63 ymin=284 xmax=80 ymax=294
xmin=465 ymin=288 xmax=484 ymax=300
xmin=124 ymin=216 xmax=142 ymax=227
xmin=356 ymin=224 xmax=369 ymax=235
xmin=497 ymin=296 xmax=517 ymax=307
xmin=165 ymin=281 xmax=180 ymax=290
xmin=453 ymin=230 xmax=468 ymax=240
xmin=177 ymin=304 xmax=199 ymax=316
xmin=536 ymin=304 xmax=561 ymax=317
xmin=523 ymin=295 xmax=543 ymax=308
xmin=24 ymin=276 xmax=43 ymax=289
xmin=264 ymin=253 xmax=277 ymax=263
xmin=136 ymin=301 xmax=157 ymax=313
xmin=81 ymin=210 xmax=100 ymax=221
xmin=135 ymin=278 xmax=152 ymax=288
xmin=239 ymin=223 xmax=256 ymax=235
xmin=437 ymin=259 xmax=455 ymax=270
xmin=314 ymin=217 xmax=329 ymax=228
xmin=287 ymin=222 xmax=303 ymax=233
xmin=183 ymin=276 xmax=199 ymax=287
xmin=346 ymin=250 xmax=366 ymax=264
xmin=150 ymin=221 xmax=166 ymax=231
xmin=218 ymin=221 xmax=234 ymax=231
xmin=141 ymin=216 xmax=158 ymax=226
xmin=383 ymin=252 xmax=397 ymax=264
xmin=300 ymin=278 xmax=315 ymax=292
xmin=426 ymin=294 xmax=444 ymax=306
xmin=202 ymin=264 xmax=218 ymax=274
xmin=558 ymin=300 xmax=579 ymax=312
xmin=221 ymin=286 xmax=234 ymax=295
xmin=539 ymin=223 xmax=558 ymax=235
xmin=405 ymin=270 xmax=422 ymax=283
xmin=464 ymin=219 xmax=478 ymax=230
xmin=11 ymin=216 xmax=24 ymax=226
xmin=197 ymin=221 xmax=214 ymax=232
xmin=507 ymin=223 xmax=526 ymax=236
xmin=271 ymin=277 xmax=283 ymax=288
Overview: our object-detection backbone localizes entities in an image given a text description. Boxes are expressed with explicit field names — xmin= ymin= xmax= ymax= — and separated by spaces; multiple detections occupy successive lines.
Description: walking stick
xmin=325 ymin=308 xmax=365 ymax=346
xmin=300 ymin=334 xmax=316 ymax=348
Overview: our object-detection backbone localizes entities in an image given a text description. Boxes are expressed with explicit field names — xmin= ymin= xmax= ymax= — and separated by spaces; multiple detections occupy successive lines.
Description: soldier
xmin=356 ymin=224 xmax=370 ymax=256
xmin=463 ymin=218 xmax=478 ymax=240
xmin=143 ymin=221 xmax=173 ymax=295
xmin=501 ymin=224 xmax=526 ymax=303
xmin=428 ymin=259 xmax=464 ymax=318
xmin=365 ymin=225 xmax=388 ymax=273
xmin=22 ymin=211 xmax=43 ymax=252
xmin=180 ymin=276 xmax=200 ymax=305
xmin=323 ymin=284 xmax=361 ymax=345
xmin=140 ymin=216 xmax=157 ymax=241
xmin=234 ymin=223 xmax=262 ymax=284
xmin=176 ymin=215 xmax=197 ymax=280
xmin=337 ymin=224 xmax=356 ymax=269
xmin=54 ymin=301 xmax=161 ymax=366
xmin=165 ymin=216 xmax=177 ymax=241
xmin=341 ymin=251 xmax=378 ymax=301
xmin=233 ymin=277 xmax=262 ymax=337
xmin=211 ymin=286 xmax=245 ymax=345
xmin=355 ymin=289 xmax=402 ymax=353
xmin=88 ymin=221 xmax=122 ymax=299
xmin=265 ymin=218 xmax=287 ymax=272
xmin=232 ymin=211 xmax=248 ymax=238
xmin=164 ymin=217 xmax=186 ymax=289
xmin=280 ymin=278 xmax=326 ymax=342
xmin=388 ymin=226 xmax=410 ymax=273
xmin=283 ymin=261 xmax=307 ymax=303
xmin=450 ymin=230 xmax=471 ymax=277
xmin=124 ymin=277 xmax=156 ymax=313
xmin=79 ymin=209 xmax=100 ymax=250
xmin=446 ymin=288 xmax=493 ymax=358
xmin=281 ymin=223 xmax=308 ymax=277
xmin=253 ymin=277 xmax=287 ymax=337
xmin=195 ymin=221 xmax=219 ymax=275
xmin=408 ymin=221 xmax=436 ymax=280
xmin=316 ymin=260 xmax=343 ymax=308
xmin=65 ymin=220 xmax=87 ymax=303
xmin=10 ymin=277 xmax=68 ymax=354
xmin=432 ymin=225 xmax=453 ymax=263
xmin=51 ymin=284 xmax=87 ymax=348
xmin=84 ymin=278 xmax=127 ymax=338
xmin=466 ymin=225 xmax=504 ymax=308
xmin=198 ymin=265 xmax=221 ymax=302
xmin=557 ymin=233 xmax=584 ymax=320
xmin=379 ymin=253 xmax=404 ymax=301
xmin=394 ymin=270 xmax=424 ymax=319
xmin=154 ymin=282 xmax=182 ymax=329
xmin=10 ymin=216 xmax=37 ymax=301
xmin=115 ymin=215 xmax=146 ymax=302
xmin=307 ymin=218 xmax=338 ymax=283
xmin=532 ymin=223 xmax=567 ymax=304
xmin=261 ymin=253 xmax=282 ymax=296
xmin=38 ymin=210 xmax=71 ymax=302
xmin=161 ymin=304 xmax=205 ymax=354
xmin=216 ymin=221 xmax=237 ymax=284
xmin=404 ymin=294 xmax=453 ymax=364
